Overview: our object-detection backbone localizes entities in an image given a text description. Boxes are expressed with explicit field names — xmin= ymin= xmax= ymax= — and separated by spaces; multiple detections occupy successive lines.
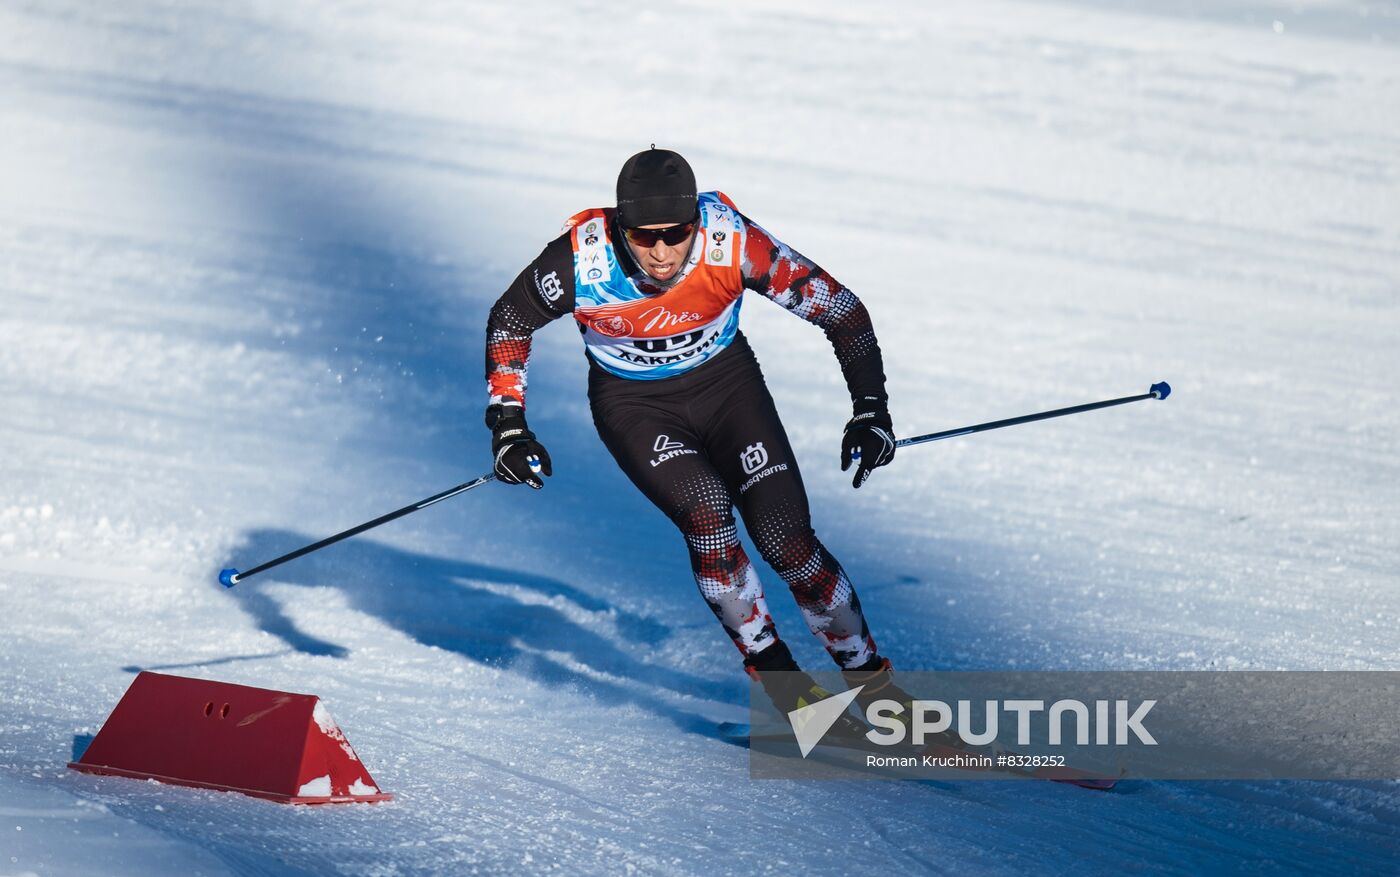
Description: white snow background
xmin=2 ymin=0 xmax=1398 ymax=874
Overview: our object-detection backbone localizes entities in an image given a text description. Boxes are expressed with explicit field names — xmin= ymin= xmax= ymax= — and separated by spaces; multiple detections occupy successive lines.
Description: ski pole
xmin=894 ymin=381 xmax=1171 ymax=450
xmin=219 ymin=471 xmax=500 ymax=587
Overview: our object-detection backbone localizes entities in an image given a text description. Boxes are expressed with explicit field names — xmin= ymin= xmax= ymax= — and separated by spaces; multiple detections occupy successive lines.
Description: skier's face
xmin=622 ymin=222 xmax=696 ymax=282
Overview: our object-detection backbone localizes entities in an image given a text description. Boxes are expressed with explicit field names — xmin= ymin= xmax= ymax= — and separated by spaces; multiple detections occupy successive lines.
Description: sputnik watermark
xmin=752 ymin=671 xmax=1400 ymax=781
xmin=868 ymin=752 xmax=996 ymax=769
xmin=867 ymin=698 xmax=1156 ymax=747
xmin=787 ymin=686 xmax=864 ymax=756
xmin=788 ymin=692 xmax=1156 ymax=756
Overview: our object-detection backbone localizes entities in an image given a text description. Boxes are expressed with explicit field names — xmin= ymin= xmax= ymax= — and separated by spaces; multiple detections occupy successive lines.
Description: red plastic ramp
xmin=68 ymin=672 xmax=391 ymax=804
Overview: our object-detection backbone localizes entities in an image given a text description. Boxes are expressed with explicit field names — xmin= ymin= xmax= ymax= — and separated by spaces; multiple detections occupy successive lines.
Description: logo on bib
xmin=591 ymin=315 xmax=633 ymax=337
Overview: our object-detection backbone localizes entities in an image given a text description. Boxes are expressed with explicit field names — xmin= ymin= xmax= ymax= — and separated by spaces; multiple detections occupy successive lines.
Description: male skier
xmin=483 ymin=147 xmax=910 ymax=718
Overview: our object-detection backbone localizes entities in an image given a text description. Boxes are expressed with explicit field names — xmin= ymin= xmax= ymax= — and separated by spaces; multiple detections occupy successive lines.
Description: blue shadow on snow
xmin=221 ymin=528 xmax=735 ymax=738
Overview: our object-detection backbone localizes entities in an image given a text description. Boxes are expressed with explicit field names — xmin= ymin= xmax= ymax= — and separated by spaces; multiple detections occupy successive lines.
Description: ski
xmin=718 ymin=721 xmax=873 ymax=752
xmin=718 ymin=721 xmax=762 ymax=742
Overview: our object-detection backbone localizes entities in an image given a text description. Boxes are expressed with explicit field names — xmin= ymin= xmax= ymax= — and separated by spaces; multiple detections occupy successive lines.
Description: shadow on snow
xmin=220 ymin=527 xmax=736 ymax=739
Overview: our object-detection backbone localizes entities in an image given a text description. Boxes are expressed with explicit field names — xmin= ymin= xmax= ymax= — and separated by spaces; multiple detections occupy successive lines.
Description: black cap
xmin=616 ymin=148 xmax=697 ymax=228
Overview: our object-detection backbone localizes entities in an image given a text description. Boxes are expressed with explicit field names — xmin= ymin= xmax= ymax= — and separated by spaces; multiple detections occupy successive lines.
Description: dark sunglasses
xmin=621 ymin=219 xmax=697 ymax=248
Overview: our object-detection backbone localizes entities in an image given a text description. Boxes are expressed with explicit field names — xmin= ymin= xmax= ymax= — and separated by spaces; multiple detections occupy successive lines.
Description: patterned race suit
xmin=484 ymin=192 xmax=888 ymax=668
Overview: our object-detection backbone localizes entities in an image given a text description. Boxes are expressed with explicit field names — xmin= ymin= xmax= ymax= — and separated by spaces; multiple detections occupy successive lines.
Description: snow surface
xmin=2 ymin=0 xmax=1398 ymax=874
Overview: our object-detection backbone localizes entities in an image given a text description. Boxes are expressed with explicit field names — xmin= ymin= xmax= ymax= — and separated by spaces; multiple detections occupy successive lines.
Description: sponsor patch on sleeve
xmin=704 ymin=206 xmax=736 ymax=268
xmin=577 ymin=218 xmax=609 ymax=286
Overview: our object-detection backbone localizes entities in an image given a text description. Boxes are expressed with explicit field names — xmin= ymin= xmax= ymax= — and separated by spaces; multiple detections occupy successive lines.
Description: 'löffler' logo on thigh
xmin=739 ymin=442 xmax=789 ymax=493
xmin=650 ymin=434 xmax=698 ymax=468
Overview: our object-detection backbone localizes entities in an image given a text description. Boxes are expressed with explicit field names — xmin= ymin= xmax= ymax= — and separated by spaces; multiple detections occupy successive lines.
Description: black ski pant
xmin=588 ymin=337 xmax=877 ymax=669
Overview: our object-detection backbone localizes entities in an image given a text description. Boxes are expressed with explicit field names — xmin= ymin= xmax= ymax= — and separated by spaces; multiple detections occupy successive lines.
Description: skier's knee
xmin=752 ymin=527 xmax=819 ymax=579
xmin=784 ymin=565 xmax=853 ymax=612
xmin=672 ymin=496 xmax=736 ymax=539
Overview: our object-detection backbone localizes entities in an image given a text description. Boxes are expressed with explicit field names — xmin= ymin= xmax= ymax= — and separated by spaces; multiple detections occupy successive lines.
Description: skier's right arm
xmin=485 ymin=233 xmax=575 ymax=408
xmin=484 ymin=233 xmax=574 ymax=487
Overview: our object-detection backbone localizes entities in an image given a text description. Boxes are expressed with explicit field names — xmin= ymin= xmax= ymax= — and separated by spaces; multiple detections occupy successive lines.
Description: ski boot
xmin=744 ymin=640 xmax=871 ymax=742
xmin=842 ymin=655 xmax=963 ymax=751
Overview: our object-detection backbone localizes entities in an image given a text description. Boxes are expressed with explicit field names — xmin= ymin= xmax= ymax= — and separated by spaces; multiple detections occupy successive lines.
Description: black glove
xmin=840 ymin=397 xmax=895 ymax=489
xmin=486 ymin=404 xmax=553 ymax=489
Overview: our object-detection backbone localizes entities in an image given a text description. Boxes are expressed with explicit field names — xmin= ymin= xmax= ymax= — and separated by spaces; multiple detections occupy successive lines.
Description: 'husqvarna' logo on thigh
xmin=741 ymin=443 xmax=768 ymax=474
xmin=738 ymin=442 xmax=788 ymax=493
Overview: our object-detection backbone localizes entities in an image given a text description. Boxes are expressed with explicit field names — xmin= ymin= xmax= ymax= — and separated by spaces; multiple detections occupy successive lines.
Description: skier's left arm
xmin=740 ymin=216 xmax=896 ymax=488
